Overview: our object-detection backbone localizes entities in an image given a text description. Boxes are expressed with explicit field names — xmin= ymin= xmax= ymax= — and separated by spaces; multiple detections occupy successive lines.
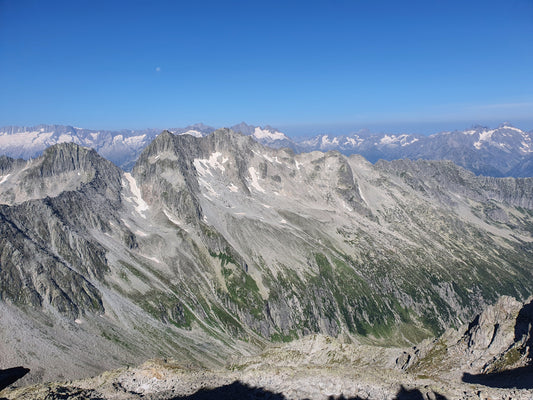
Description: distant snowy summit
xmin=0 ymin=124 xmax=161 ymax=171
xmin=0 ymin=122 xmax=532 ymax=176
xmin=174 ymin=122 xmax=292 ymax=148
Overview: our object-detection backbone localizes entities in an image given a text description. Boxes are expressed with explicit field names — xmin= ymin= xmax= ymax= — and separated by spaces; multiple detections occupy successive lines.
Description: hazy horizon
xmin=1 ymin=0 xmax=532 ymax=135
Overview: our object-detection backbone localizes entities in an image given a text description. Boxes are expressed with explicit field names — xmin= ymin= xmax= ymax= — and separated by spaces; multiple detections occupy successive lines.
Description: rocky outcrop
xmin=401 ymin=296 xmax=533 ymax=378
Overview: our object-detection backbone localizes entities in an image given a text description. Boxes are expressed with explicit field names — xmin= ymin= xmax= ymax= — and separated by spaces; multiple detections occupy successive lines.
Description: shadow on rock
xmin=0 ymin=367 xmax=30 ymax=391
xmin=393 ymin=386 xmax=448 ymax=400
xmin=515 ymin=298 xmax=533 ymax=361
xmin=462 ymin=366 xmax=533 ymax=389
xmin=169 ymin=381 xmax=286 ymax=400
xmin=169 ymin=381 xmax=448 ymax=400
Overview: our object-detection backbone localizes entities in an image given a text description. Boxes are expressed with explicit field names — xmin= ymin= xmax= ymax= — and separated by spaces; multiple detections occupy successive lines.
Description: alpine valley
xmin=0 ymin=126 xmax=532 ymax=399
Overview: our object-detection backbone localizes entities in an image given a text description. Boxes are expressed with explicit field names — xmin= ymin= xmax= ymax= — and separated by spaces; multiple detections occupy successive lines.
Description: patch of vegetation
xmin=210 ymin=248 xmax=239 ymax=267
xmin=270 ymin=329 xmax=299 ymax=343
xmin=487 ymin=346 xmax=523 ymax=372
xmin=100 ymin=330 xmax=132 ymax=349
xmin=408 ymin=340 xmax=447 ymax=373
xmin=118 ymin=260 xmax=149 ymax=281
xmin=210 ymin=304 xmax=244 ymax=335
xmin=219 ymin=265 xmax=264 ymax=319
xmin=137 ymin=290 xmax=195 ymax=329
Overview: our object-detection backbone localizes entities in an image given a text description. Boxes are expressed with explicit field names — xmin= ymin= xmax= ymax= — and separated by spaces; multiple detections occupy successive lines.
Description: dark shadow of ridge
xmin=462 ymin=365 xmax=533 ymax=389
xmin=168 ymin=381 xmax=448 ymax=400
xmin=0 ymin=367 xmax=30 ymax=392
xmin=515 ymin=298 xmax=533 ymax=361
xmin=393 ymin=386 xmax=448 ymax=400
xmin=169 ymin=381 xmax=286 ymax=400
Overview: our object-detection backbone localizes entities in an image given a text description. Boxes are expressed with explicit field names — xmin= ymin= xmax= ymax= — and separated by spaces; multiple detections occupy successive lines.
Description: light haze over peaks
xmin=0 ymin=122 xmax=532 ymax=177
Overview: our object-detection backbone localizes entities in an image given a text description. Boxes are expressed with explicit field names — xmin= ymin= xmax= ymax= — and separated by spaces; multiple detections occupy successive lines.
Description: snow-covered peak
xmin=178 ymin=130 xmax=204 ymax=138
xmin=319 ymin=135 xmax=340 ymax=147
xmin=379 ymin=135 xmax=398 ymax=145
xmin=379 ymin=134 xmax=418 ymax=146
xmin=252 ymin=127 xmax=288 ymax=142
xmin=474 ymin=129 xmax=496 ymax=149
xmin=343 ymin=136 xmax=363 ymax=147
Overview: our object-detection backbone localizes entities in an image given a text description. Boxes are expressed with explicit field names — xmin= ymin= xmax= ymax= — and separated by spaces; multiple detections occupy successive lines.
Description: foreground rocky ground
xmin=1 ymin=354 xmax=530 ymax=400
xmin=2 ymin=296 xmax=532 ymax=400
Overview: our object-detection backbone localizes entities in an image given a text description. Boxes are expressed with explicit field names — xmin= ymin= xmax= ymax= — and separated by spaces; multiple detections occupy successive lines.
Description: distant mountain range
xmin=1 ymin=122 xmax=532 ymax=176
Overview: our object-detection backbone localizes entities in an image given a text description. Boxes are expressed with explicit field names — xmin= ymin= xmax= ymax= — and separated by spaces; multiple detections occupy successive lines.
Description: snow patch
xmin=123 ymin=173 xmax=149 ymax=218
xmin=252 ymin=127 xmax=287 ymax=141
xmin=344 ymin=137 xmax=363 ymax=147
xmin=402 ymin=137 xmax=418 ymax=146
xmin=193 ymin=152 xmax=228 ymax=177
xmin=179 ymin=130 xmax=204 ymax=138
xmin=379 ymin=134 xmax=415 ymax=146
xmin=228 ymin=183 xmax=239 ymax=192
xmin=135 ymin=230 xmax=148 ymax=237
xmin=124 ymin=134 xmax=147 ymax=146
xmin=248 ymin=167 xmax=265 ymax=193
xmin=320 ymin=135 xmax=339 ymax=147
xmin=501 ymin=126 xmax=522 ymax=132
xmin=262 ymin=153 xmax=283 ymax=164
xmin=0 ymin=174 xmax=10 ymax=185
xmin=57 ymin=134 xmax=73 ymax=143
xmin=521 ymin=141 xmax=532 ymax=153
xmin=280 ymin=219 xmax=287 ymax=224
xmin=358 ymin=185 xmax=368 ymax=206
xmin=474 ymin=129 xmax=495 ymax=149
xmin=113 ymin=134 xmax=124 ymax=144
xmin=380 ymin=135 xmax=398 ymax=145
xmin=342 ymin=201 xmax=353 ymax=212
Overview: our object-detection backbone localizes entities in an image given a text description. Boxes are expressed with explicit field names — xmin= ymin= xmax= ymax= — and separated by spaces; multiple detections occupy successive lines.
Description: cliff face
xmin=0 ymin=131 xmax=532 ymax=384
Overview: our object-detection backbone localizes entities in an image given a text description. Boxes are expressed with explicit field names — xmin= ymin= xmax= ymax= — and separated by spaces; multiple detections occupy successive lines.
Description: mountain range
xmin=0 ymin=128 xmax=532 ymax=389
xmin=1 ymin=122 xmax=532 ymax=177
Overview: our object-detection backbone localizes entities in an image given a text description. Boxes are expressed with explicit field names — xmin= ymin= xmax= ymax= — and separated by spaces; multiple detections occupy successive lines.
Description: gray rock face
xmin=0 ymin=130 xmax=532 ymax=386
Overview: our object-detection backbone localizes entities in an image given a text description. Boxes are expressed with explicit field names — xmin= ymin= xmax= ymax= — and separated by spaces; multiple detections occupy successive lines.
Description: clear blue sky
xmin=1 ymin=0 xmax=532 ymax=137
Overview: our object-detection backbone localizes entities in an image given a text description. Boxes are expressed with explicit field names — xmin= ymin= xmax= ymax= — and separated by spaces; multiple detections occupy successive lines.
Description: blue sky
xmin=1 ymin=0 xmax=532 ymax=137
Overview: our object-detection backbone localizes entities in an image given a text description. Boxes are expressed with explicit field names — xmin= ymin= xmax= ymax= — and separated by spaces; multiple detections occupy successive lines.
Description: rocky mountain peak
xmin=230 ymin=121 xmax=256 ymax=135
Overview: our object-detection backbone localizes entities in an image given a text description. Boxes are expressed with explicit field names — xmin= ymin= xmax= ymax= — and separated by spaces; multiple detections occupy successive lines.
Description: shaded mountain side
xmin=0 ymin=130 xmax=532 ymax=385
